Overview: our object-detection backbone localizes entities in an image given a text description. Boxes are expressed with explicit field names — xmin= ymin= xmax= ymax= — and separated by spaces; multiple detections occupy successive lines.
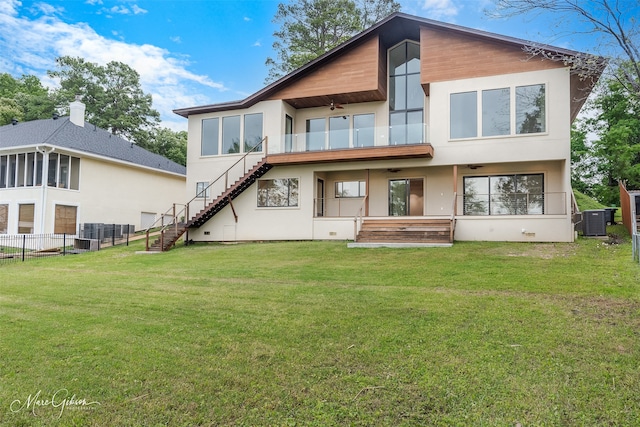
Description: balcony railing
xmin=315 ymin=197 xmax=366 ymax=218
xmin=458 ymin=192 xmax=567 ymax=216
xmin=271 ymin=123 xmax=429 ymax=155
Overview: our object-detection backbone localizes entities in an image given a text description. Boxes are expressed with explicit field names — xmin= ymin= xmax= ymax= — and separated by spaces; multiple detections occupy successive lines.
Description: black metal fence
xmin=78 ymin=223 xmax=134 ymax=247
xmin=0 ymin=234 xmax=76 ymax=265
xmin=0 ymin=224 xmax=134 ymax=265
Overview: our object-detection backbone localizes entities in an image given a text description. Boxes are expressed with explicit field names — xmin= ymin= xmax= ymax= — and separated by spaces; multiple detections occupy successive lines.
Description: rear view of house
xmin=166 ymin=12 xmax=602 ymax=248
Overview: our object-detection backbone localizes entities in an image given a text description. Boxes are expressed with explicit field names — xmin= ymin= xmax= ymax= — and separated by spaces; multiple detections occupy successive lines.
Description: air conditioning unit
xmin=583 ymin=210 xmax=606 ymax=236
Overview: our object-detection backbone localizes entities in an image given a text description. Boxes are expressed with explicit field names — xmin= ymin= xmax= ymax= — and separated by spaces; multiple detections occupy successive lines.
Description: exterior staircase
xmin=189 ymin=160 xmax=272 ymax=228
xmin=355 ymin=218 xmax=453 ymax=245
xmin=148 ymin=223 xmax=187 ymax=252
xmin=146 ymin=156 xmax=272 ymax=251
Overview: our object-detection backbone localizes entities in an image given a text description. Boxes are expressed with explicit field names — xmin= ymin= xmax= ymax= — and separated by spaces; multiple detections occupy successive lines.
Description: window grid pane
xmin=450 ymin=91 xmax=477 ymax=139
xmin=244 ymin=113 xmax=263 ymax=152
xmin=222 ymin=116 xmax=241 ymax=154
xmin=482 ymin=88 xmax=510 ymax=136
xmin=202 ymin=118 xmax=219 ymax=156
xmin=516 ymin=84 xmax=546 ymax=134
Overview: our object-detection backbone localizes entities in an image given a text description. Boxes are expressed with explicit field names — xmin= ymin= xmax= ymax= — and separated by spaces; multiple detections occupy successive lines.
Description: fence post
xmin=112 ymin=224 xmax=116 ymax=246
xmin=63 ymin=233 xmax=66 ymax=256
xmin=126 ymin=225 xmax=130 ymax=246
xmin=22 ymin=234 xmax=26 ymax=262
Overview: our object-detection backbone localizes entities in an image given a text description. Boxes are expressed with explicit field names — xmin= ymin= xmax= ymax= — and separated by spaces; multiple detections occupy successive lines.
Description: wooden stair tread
xmin=356 ymin=218 xmax=453 ymax=244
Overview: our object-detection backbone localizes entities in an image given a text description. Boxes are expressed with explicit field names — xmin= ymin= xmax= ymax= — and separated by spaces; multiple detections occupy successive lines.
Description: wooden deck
xmin=267 ymin=143 xmax=433 ymax=165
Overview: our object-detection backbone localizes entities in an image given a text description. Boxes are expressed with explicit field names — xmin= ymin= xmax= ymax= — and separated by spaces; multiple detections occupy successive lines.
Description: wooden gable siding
xmin=419 ymin=26 xmax=564 ymax=85
xmin=268 ymin=36 xmax=386 ymax=108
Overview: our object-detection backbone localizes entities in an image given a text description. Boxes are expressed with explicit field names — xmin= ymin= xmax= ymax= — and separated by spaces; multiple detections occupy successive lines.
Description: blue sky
xmin=0 ymin=0 xmax=635 ymax=131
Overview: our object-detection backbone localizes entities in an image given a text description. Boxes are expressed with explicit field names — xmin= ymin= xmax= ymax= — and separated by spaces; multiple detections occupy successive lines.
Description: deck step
xmin=356 ymin=219 xmax=453 ymax=244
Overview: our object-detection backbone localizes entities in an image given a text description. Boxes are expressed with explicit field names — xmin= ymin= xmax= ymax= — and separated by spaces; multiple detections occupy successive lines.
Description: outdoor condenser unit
xmin=583 ymin=209 xmax=607 ymax=236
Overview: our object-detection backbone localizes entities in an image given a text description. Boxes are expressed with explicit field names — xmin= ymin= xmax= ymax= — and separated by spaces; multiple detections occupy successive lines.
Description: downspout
xmin=36 ymin=146 xmax=55 ymax=237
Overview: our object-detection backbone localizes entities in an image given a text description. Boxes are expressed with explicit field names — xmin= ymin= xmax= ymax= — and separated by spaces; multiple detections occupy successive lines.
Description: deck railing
xmin=271 ymin=124 xmax=429 ymax=155
xmin=353 ymin=195 xmax=368 ymax=241
xmin=458 ymin=192 xmax=567 ymax=216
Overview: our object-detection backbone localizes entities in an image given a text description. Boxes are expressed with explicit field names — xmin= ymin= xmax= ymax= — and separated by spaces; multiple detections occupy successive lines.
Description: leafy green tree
xmin=582 ymin=66 xmax=640 ymax=205
xmin=0 ymin=97 xmax=23 ymax=125
xmin=0 ymin=73 xmax=55 ymax=124
xmin=570 ymin=122 xmax=597 ymax=197
xmin=48 ymin=56 xmax=160 ymax=144
xmin=265 ymin=0 xmax=400 ymax=83
xmin=138 ymin=128 xmax=187 ymax=166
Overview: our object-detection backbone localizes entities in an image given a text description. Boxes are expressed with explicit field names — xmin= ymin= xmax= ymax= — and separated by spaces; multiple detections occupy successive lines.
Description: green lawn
xmin=1 ymin=236 xmax=639 ymax=426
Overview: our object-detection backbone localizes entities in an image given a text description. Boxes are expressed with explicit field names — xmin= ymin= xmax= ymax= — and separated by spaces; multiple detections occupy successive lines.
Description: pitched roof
xmin=0 ymin=117 xmax=186 ymax=176
xmin=174 ymin=12 xmax=597 ymax=118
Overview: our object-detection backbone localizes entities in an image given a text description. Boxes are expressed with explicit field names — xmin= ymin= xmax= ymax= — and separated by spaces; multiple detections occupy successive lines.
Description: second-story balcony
xmin=266 ymin=123 xmax=433 ymax=165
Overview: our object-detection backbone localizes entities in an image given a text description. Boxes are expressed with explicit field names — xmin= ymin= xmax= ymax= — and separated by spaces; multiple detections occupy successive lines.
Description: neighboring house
xmin=0 ymin=100 xmax=186 ymax=237
xmin=163 ymin=12 xmax=602 ymax=249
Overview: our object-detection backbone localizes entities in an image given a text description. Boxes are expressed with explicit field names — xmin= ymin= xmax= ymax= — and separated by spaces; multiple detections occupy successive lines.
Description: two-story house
xmin=162 ymin=12 xmax=602 ymax=249
xmin=0 ymin=100 xmax=186 ymax=237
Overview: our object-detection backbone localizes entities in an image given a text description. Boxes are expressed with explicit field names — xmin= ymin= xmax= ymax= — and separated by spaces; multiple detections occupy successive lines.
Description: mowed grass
xmin=1 ymin=236 xmax=639 ymax=426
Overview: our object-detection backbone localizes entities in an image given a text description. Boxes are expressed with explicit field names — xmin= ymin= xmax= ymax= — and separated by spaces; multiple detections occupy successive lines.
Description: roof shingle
xmin=0 ymin=117 xmax=186 ymax=175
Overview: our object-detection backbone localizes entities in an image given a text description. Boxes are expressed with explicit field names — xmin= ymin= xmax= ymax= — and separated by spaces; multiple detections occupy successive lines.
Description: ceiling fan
xmin=329 ymin=99 xmax=344 ymax=111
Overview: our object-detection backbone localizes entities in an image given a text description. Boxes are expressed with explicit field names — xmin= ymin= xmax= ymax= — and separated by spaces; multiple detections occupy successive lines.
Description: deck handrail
xmin=145 ymin=137 xmax=268 ymax=250
xmin=353 ymin=195 xmax=368 ymax=242
xmin=187 ymin=136 xmax=268 ymax=213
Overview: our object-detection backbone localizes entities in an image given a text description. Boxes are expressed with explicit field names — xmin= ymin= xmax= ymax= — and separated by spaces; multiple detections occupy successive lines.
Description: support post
xmin=228 ymin=196 xmax=238 ymax=223
xmin=453 ymin=165 xmax=458 ymax=216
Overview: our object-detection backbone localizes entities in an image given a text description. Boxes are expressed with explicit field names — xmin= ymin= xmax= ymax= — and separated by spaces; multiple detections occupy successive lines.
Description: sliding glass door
xmin=389 ymin=178 xmax=423 ymax=216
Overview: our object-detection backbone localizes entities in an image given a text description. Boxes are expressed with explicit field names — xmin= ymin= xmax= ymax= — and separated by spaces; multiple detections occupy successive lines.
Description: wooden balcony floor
xmin=267 ymin=143 xmax=433 ymax=165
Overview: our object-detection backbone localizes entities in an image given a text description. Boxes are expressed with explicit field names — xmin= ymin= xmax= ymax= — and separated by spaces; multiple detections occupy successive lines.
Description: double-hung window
xmin=196 ymin=182 xmax=210 ymax=199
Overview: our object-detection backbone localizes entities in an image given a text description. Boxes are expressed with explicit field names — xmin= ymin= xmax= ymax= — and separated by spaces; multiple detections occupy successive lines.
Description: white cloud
xmin=102 ymin=4 xmax=146 ymax=16
xmin=33 ymin=2 xmax=64 ymax=16
xmin=421 ymin=0 xmax=459 ymax=20
xmin=131 ymin=4 xmax=147 ymax=15
xmin=107 ymin=5 xmax=131 ymax=15
xmin=0 ymin=0 xmax=20 ymax=16
xmin=253 ymin=39 xmax=261 ymax=47
xmin=85 ymin=0 xmax=103 ymax=5
xmin=244 ymin=16 xmax=251 ymax=22
xmin=0 ymin=1 xmax=226 ymax=130
xmin=170 ymin=36 xmax=181 ymax=44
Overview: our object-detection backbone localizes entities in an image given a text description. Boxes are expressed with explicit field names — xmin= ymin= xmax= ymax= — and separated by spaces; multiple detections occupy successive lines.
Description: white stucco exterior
xmin=174 ymin=14 xmax=599 ymax=245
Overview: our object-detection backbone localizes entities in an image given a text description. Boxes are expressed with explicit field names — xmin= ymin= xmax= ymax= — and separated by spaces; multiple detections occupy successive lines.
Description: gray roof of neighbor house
xmin=0 ymin=117 xmax=186 ymax=176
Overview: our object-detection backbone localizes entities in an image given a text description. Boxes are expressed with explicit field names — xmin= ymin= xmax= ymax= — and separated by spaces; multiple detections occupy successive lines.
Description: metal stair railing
xmin=145 ymin=137 xmax=268 ymax=251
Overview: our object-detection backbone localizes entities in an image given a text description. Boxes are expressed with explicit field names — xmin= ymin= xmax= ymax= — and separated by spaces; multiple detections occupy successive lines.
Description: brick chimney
xmin=69 ymin=96 xmax=85 ymax=127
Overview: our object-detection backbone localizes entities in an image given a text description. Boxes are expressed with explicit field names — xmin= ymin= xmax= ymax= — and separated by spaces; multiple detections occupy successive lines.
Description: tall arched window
xmin=389 ymin=41 xmax=423 ymax=145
